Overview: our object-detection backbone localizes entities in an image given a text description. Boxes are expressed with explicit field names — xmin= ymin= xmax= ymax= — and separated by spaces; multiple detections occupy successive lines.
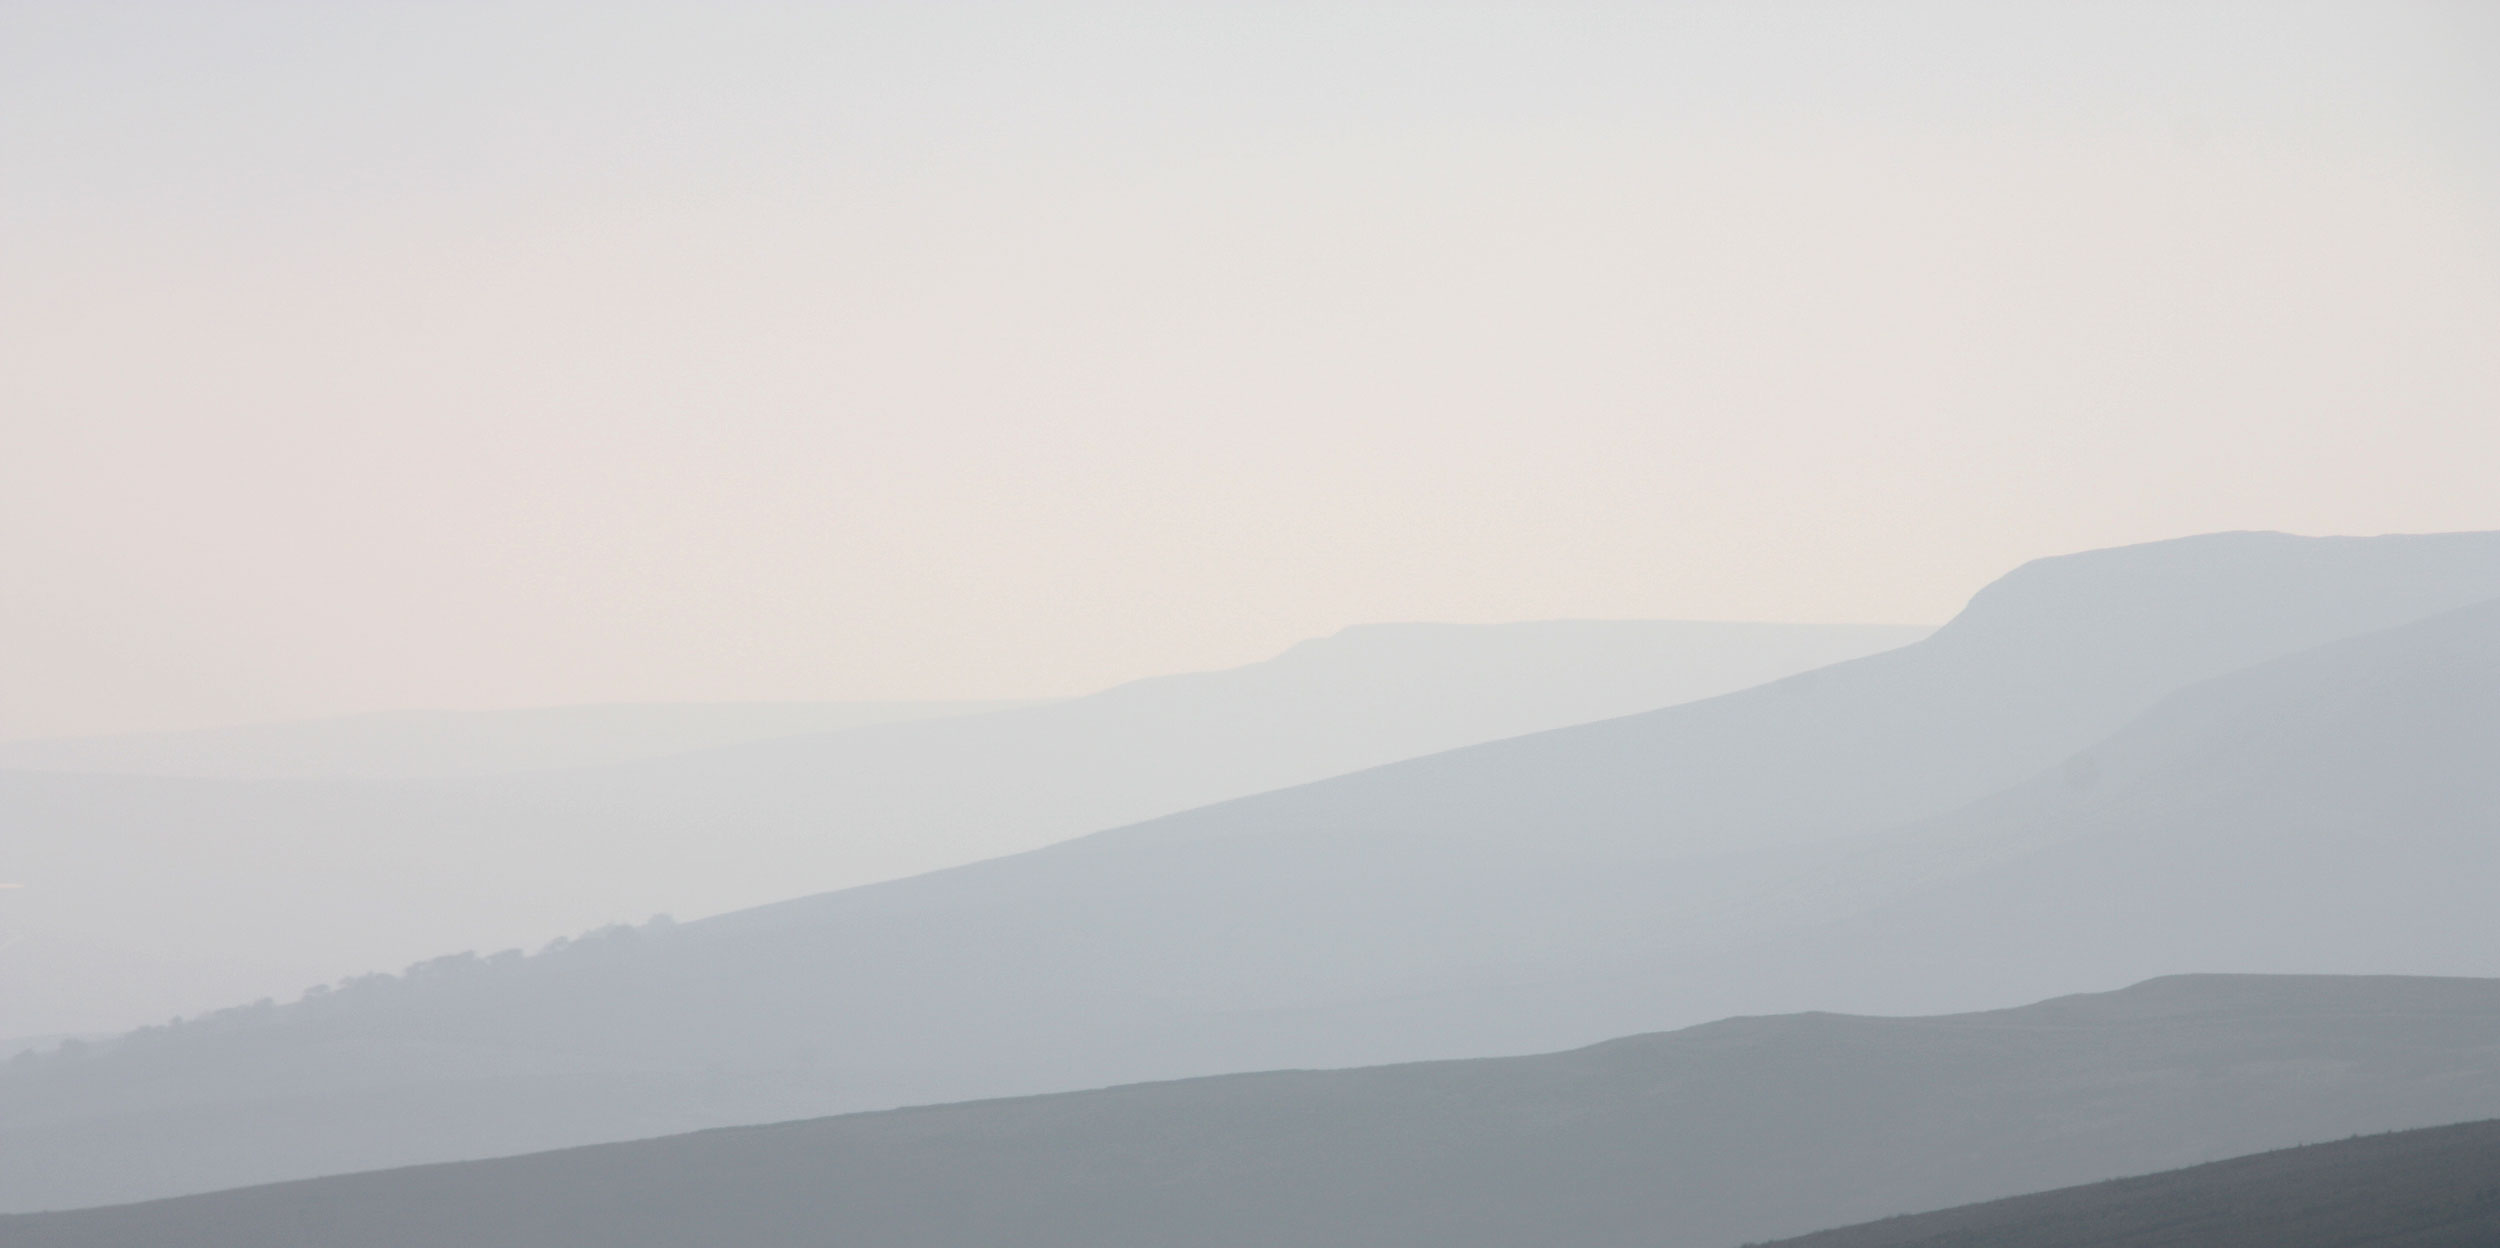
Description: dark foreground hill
xmin=6 ymin=976 xmax=2500 ymax=1248
xmin=7 ymin=532 xmax=2500 ymax=1212
xmin=1758 ymin=1117 xmax=2500 ymax=1248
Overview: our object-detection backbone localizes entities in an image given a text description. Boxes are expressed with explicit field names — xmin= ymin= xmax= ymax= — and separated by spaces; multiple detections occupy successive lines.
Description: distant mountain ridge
xmin=0 ymin=618 xmax=1919 ymax=1036
xmin=1427 ymin=587 xmax=2500 ymax=1041
xmin=3 ymin=530 xmax=2497 ymax=1210
xmin=6 ymin=976 xmax=2499 ymax=1245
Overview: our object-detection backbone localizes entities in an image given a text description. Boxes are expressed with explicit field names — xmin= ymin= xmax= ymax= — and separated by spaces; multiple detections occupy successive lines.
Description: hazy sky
xmin=4 ymin=1 xmax=2496 ymax=738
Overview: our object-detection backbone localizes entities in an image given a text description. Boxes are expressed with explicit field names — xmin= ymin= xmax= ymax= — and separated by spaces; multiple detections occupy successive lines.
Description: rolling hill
xmin=1472 ymin=586 xmax=2500 ymax=1040
xmin=4 ymin=976 xmax=2498 ymax=1245
xmin=2 ymin=530 xmax=2496 ymax=1209
xmin=0 ymin=618 xmax=1919 ymax=1036
xmin=1758 ymin=1117 xmax=2500 ymax=1248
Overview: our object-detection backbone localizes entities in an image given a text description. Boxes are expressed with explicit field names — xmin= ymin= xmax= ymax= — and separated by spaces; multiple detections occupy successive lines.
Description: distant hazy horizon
xmin=0 ymin=616 xmax=1935 ymax=742
xmin=6 ymin=1 xmax=2496 ymax=739
xmin=6 ymin=6 xmax=2498 ymax=1240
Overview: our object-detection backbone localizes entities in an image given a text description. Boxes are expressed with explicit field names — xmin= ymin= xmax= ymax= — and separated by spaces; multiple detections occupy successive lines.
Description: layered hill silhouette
xmin=0 ymin=618 xmax=1913 ymax=1036
xmin=1758 ymin=1116 xmax=2500 ymax=1248
xmin=5 ymin=976 xmax=2498 ymax=1246
xmin=4 ymin=530 xmax=2498 ymax=1210
xmin=1634 ymin=591 xmax=2500 ymax=1025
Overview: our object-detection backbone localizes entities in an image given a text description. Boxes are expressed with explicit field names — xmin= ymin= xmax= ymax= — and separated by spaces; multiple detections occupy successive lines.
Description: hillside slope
xmin=2 ymin=532 xmax=2497 ymax=1209
xmin=0 ymin=618 xmax=1918 ymax=1035
xmin=1638 ymin=591 xmax=2500 ymax=1028
xmin=1759 ymin=1117 xmax=2500 ymax=1248
xmin=5 ymin=977 xmax=2499 ymax=1246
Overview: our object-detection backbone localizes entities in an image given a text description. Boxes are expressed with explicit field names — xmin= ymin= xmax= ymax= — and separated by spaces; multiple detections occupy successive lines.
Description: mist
xmin=6 ymin=1 xmax=2496 ymax=738
xmin=3 ymin=4 xmax=2498 ymax=1246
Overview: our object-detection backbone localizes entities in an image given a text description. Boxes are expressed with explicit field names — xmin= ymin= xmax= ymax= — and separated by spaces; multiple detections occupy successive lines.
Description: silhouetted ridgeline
xmin=0 ymin=619 xmax=1921 ymax=1037
xmin=1751 ymin=1118 xmax=2500 ymax=1248
xmin=14 ymin=535 xmax=2500 ymax=1210
xmin=4 ymin=976 xmax=2500 ymax=1247
xmin=4 ymin=532 xmax=2499 ymax=1211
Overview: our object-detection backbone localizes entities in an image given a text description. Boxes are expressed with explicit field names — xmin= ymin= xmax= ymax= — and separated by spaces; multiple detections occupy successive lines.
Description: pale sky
xmin=4 ymin=1 xmax=2497 ymax=739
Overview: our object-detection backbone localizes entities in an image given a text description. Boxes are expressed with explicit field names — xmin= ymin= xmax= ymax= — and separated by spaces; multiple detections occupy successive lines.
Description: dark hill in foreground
xmin=1758 ymin=1117 xmax=2500 ymax=1248
xmin=6 ymin=976 xmax=2500 ymax=1248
